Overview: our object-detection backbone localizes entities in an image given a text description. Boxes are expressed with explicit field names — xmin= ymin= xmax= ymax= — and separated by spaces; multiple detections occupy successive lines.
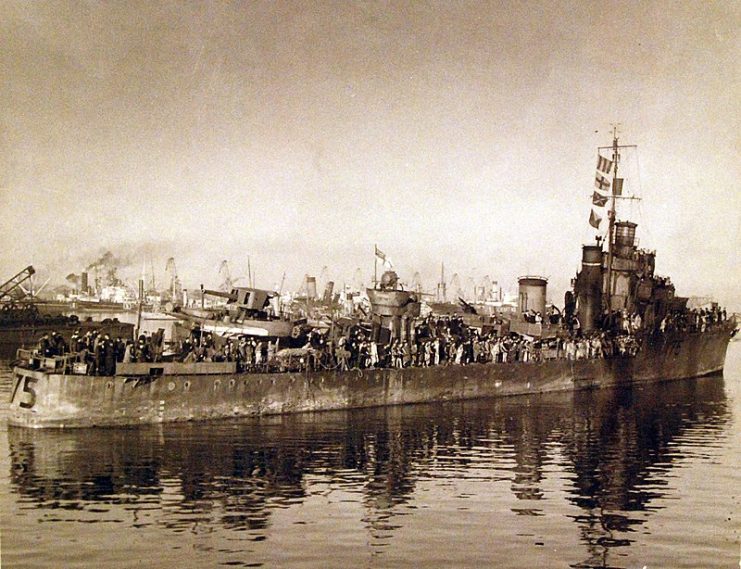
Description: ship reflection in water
xmin=6 ymin=376 xmax=734 ymax=569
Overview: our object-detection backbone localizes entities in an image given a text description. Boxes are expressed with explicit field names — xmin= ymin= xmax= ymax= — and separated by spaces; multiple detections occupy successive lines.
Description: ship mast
xmin=605 ymin=126 xmax=620 ymax=313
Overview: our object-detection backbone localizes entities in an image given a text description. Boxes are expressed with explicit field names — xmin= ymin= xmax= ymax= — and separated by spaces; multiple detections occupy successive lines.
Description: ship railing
xmin=15 ymin=348 xmax=80 ymax=372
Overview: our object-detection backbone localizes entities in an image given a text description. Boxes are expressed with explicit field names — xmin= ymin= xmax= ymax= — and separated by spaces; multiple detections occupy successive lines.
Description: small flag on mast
xmin=592 ymin=191 xmax=608 ymax=207
xmin=589 ymin=209 xmax=602 ymax=229
xmin=613 ymin=178 xmax=624 ymax=196
xmin=596 ymin=155 xmax=613 ymax=175
xmin=374 ymin=246 xmax=386 ymax=262
xmin=595 ymin=174 xmax=611 ymax=191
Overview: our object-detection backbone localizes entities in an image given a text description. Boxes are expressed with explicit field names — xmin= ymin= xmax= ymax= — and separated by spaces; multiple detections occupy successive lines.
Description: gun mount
xmin=203 ymin=287 xmax=279 ymax=320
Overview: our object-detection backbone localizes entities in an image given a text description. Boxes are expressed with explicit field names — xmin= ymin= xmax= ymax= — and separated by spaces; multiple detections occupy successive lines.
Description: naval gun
xmin=457 ymin=297 xmax=478 ymax=315
xmin=202 ymin=287 xmax=278 ymax=319
xmin=366 ymin=270 xmax=421 ymax=343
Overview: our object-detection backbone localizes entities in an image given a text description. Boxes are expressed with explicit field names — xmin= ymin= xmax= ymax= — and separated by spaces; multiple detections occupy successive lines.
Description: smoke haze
xmin=1 ymin=2 xmax=739 ymax=307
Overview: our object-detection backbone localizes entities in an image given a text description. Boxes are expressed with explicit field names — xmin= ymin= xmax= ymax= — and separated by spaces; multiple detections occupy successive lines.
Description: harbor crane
xmin=449 ymin=273 xmax=463 ymax=300
xmin=165 ymin=257 xmax=180 ymax=302
xmin=219 ymin=260 xmax=233 ymax=292
xmin=410 ymin=271 xmax=423 ymax=294
xmin=218 ymin=260 xmax=245 ymax=292
xmin=0 ymin=266 xmax=36 ymax=303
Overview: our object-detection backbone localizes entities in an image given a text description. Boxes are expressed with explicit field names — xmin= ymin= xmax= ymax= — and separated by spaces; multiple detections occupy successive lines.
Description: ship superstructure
xmin=575 ymin=132 xmax=681 ymax=334
xmin=6 ymin=137 xmax=737 ymax=428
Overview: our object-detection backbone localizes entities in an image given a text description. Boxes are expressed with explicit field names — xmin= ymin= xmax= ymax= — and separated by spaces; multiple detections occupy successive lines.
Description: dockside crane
xmin=411 ymin=271 xmax=423 ymax=294
xmin=449 ymin=273 xmax=463 ymax=300
xmin=0 ymin=266 xmax=36 ymax=303
xmin=219 ymin=260 xmax=233 ymax=292
xmin=165 ymin=257 xmax=180 ymax=302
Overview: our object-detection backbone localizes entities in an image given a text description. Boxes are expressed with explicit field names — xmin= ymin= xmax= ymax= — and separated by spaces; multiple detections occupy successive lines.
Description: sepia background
xmin=1 ymin=1 xmax=738 ymax=305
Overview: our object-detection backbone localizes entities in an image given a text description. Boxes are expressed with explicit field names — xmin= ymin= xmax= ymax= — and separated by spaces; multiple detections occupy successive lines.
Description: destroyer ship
xmin=7 ymin=135 xmax=737 ymax=428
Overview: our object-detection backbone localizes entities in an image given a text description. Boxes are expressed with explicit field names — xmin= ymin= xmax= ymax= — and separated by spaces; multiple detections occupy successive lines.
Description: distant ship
xmin=0 ymin=266 xmax=135 ymax=358
xmin=7 ymin=134 xmax=737 ymax=428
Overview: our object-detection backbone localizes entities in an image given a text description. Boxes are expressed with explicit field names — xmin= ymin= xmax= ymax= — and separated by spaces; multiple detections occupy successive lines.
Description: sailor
xmin=137 ymin=338 xmax=151 ymax=362
xmin=369 ymin=341 xmax=379 ymax=368
xmin=92 ymin=334 xmax=103 ymax=375
xmin=123 ymin=340 xmax=134 ymax=363
xmin=491 ymin=338 xmax=501 ymax=362
xmin=336 ymin=337 xmax=349 ymax=371
xmin=454 ymin=342 xmax=464 ymax=365
xmin=70 ymin=329 xmax=80 ymax=352
xmin=423 ymin=341 xmax=432 ymax=367
xmin=392 ymin=341 xmax=404 ymax=368
xmin=572 ymin=315 xmax=581 ymax=336
xmin=402 ymin=341 xmax=412 ymax=367
xmin=37 ymin=334 xmax=52 ymax=357
xmin=104 ymin=334 xmax=116 ymax=375
xmin=564 ymin=339 xmax=574 ymax=361
xmin=245 ymin=339 xmax=255 ymax=369
xmin=54 ymin=332 xmax=69 ymax=355
xmin=112 ymin=336 xmax=124 ymax=362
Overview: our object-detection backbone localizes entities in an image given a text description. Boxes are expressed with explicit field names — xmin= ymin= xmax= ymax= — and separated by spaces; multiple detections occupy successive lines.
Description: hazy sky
xmin=1 ymin=1 xmax=739 ymax=307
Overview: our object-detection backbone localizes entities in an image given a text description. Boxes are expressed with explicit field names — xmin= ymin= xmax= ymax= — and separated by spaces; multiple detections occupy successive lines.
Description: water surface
xmin=1 ymin=345 xmax=739 ymax=568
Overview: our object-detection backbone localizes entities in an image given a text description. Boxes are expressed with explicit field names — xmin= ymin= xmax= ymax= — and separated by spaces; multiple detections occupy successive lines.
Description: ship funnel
xmin=517 ymin=276 xmax=547 ymax=316
xmin=614 ymin=221 xmax=638 ymax=257
xmin=81 ymin=272 xmax=89 ymax=294
xmin=576 ymin=244 xmax=603 ymax=331
xmin=305 ymin=276 xmax=317 ymax=299
xmin=323 ymin=281 xmax=334 ymax=303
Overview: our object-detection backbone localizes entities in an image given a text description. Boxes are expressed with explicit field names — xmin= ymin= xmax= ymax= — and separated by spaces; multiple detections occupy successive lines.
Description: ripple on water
xmin=1 ymin=354 xmax=741 ymax=569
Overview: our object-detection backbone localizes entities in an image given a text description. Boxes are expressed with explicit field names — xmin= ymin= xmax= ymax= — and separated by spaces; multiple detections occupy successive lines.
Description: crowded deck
xmin=16 ymin=305 xmax=734 ymax=377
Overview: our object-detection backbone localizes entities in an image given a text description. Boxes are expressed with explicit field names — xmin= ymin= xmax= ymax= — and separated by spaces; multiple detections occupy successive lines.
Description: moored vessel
xmin=0 ymin=266 xmax=135 ymax=358
xmin=7 ymin=135 xmax=738 ymax=428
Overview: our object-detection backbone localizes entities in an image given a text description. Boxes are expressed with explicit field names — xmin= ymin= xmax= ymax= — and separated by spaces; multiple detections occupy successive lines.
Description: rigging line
xmin=634 ymin=148 xmax=652 ymax=247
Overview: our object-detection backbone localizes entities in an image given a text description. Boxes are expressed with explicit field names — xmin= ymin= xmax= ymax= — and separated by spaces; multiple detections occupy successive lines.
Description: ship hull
xmin=7 ymin=325 xmax=734 ymax=429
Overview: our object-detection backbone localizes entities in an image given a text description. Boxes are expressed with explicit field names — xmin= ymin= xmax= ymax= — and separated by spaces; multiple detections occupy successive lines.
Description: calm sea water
xmin=1 ymin=342 xmax=739 ymax=568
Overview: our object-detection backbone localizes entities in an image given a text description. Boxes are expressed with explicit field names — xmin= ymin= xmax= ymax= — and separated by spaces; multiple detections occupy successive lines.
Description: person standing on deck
xmin=92 ymin=334 xmax=103 ymax=374
xmin=123 ymin=341 xmax=134 ymax=363
xmin=369 ymin=341 xmax=379 ymax=368
xmin=104 ymin=335 xmax=116 ymax=375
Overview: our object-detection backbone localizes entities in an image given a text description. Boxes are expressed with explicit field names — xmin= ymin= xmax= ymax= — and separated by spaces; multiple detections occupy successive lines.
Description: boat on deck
xmin=168 ymin=286 xmax=295 ymax=341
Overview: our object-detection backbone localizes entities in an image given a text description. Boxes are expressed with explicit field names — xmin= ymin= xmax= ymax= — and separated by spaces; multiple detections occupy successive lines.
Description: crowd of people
xmin=33 ymin=306 xmax=732 ymax=376
xmin=171 ymin=314 xmax=650 ymax=373
xmin=34 ymin=328 xmax=164 ymax=375
xmin=659 ymin=306 xmax=728 ymax=334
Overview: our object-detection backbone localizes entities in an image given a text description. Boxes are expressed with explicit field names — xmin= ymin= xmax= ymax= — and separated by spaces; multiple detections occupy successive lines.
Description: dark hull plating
xmin=8 ymin=325 xmax=734 ymax=428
